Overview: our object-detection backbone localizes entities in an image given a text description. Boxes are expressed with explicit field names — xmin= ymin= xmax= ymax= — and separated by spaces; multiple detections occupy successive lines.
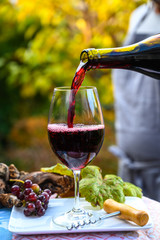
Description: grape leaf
xmin=80 ymin=166 xmax=142 ymax=208
xmin=80 ymin=168 xmax=125 ymax=208
xmin=123 ymin=182 xmax=142 ymax=198
xmin=81 ymin=165 xmax=102 ymax=180
xmin=41 ymin=163 xmax=73 ymax=177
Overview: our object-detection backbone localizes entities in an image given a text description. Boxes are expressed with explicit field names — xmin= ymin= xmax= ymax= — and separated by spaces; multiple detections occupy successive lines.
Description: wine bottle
xmin=80 ymin=34 xmax=160 ymax=80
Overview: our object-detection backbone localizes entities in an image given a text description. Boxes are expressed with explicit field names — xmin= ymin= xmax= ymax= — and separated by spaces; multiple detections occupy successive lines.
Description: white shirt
xmin=129 ymin=4 xmax=160 ymax=34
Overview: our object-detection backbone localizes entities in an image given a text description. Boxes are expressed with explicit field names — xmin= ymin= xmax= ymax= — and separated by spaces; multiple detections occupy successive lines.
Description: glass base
xmin=53 ymin=208 xmax=93 ymax=229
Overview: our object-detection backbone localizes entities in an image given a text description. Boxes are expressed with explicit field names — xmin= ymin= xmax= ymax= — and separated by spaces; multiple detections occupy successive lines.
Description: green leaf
xmin=123 ymin=182 xmax=143 ymax=198
xmin=80 ymin=167 xmax=125 ymax=208
xmin=81 ymin=165 xmax=102 ymax=180
xmin=41 ymin=163 xmax=73 ymax=178
xmin=80 ymin=167 xmax=142 ymax=208
xmin=104 ymin=174 xmax=124 ymax=187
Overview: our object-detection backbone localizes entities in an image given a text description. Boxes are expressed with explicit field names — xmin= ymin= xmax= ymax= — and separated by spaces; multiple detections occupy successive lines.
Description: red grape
xmin=24 ymin=188 xmax=33 ymax=196
xmin=27 ymin=203 xmax=35 ymax=213
xmin=24 ymin=208 xmax=31 ymax=216
xmin=43 ymin=203 xmax=48 ymax=210
xmin=18 ymin=192 xmax=25 ymax=201
xmin=42 ymin=192 xmax=49 ymax=202
xmin=25 ymin=195 xmax=29 ymax=201
xmin=11 ymin=185 xmax=20 ymax=196
xmin=28 ymin=192 xmax=37 ymax=202
xmin=37 ymin=194 xmax=46 ymax=203
xmin=37 ymin=207 xmax=45 ymax=216
xmin=44 ymin=189 xmax=52 ymax=197
xmin=35 ymin=200 xmax=42 ymax=209
xmin=24 ymin=179 xmax=32 ymax=188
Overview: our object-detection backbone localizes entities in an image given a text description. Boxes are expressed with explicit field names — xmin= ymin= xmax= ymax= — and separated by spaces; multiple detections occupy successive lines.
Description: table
xmin=1 ymin=197 xmax=160 ymax=240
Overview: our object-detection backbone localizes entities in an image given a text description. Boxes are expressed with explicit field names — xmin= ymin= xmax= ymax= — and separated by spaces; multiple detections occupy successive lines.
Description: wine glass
xmin=47 ymin=86 xmax=105 ymax=228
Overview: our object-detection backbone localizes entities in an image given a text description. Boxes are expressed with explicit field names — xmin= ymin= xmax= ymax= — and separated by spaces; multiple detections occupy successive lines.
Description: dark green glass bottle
xmin=80 ymin=34 xmax=160 ymax=80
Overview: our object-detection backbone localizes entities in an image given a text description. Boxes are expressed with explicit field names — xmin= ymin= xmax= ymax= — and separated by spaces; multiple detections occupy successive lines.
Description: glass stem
xmin=73 ymin=169 xmax=81 ymax=212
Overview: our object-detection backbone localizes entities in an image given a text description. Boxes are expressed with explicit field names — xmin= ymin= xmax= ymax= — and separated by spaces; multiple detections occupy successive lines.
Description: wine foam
xmin=48 ymin=123 xmax=104 ymax=132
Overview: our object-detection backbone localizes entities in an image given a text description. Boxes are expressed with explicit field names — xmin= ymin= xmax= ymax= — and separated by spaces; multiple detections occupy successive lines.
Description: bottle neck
xmin=80 ymin=34 xmax=160 ymax=71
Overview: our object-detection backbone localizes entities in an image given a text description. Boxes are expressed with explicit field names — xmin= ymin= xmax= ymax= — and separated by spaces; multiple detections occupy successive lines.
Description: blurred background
xmin=0 ymin=0 xmax=146 ymax=175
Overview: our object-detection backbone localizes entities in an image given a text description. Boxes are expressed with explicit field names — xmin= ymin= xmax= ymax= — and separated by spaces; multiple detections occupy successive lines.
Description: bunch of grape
xmin=11 ymin=179 xmax=52 ymax=217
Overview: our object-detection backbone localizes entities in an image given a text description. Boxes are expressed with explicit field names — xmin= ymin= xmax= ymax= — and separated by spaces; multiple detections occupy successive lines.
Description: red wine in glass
xmin=48 ymin=123 xmax=104 ymax=170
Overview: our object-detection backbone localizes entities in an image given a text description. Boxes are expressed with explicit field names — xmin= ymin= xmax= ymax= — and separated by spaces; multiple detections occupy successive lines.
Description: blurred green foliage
xmin=0 ymin=0 xmax=146 ymax=171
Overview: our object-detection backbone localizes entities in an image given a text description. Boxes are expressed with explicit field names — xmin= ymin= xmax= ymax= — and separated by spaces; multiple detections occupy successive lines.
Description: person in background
xmin=111 ymin=0 xmax=160 ymax=201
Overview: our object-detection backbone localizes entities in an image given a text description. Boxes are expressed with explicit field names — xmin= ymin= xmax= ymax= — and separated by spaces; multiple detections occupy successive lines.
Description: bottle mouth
xmin=80 ymin=48 xmax=95 ymax=63
xmin=80 ymin=51 xmax=88 ymax=63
